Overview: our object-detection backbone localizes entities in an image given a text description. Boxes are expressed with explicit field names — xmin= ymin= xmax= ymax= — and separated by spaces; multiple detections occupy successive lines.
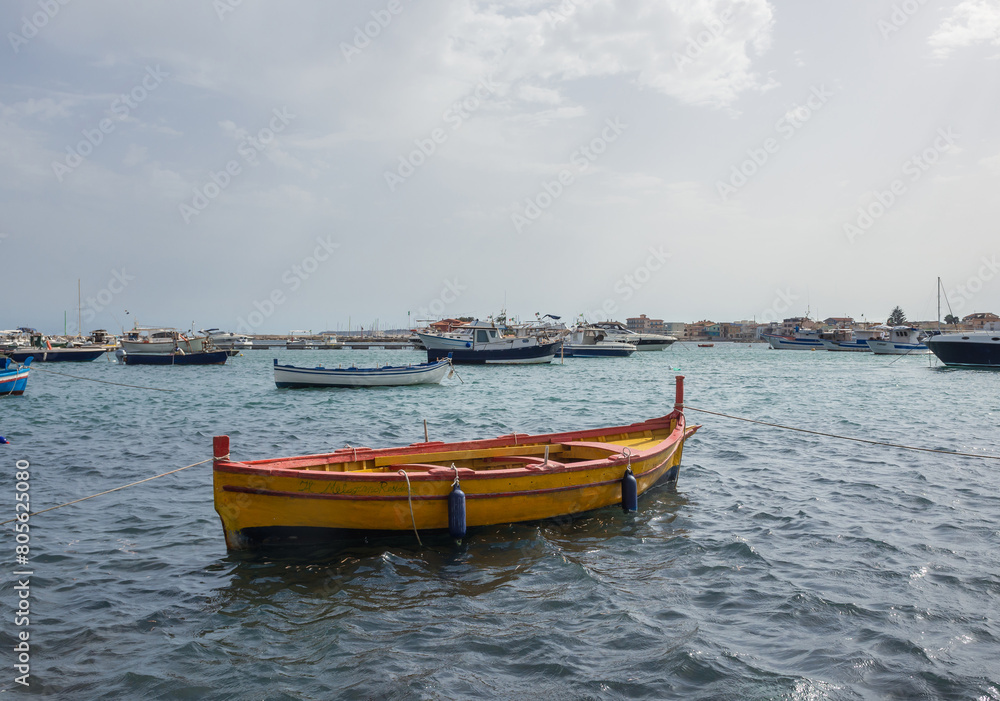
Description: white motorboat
xmin=926 ymin=331 xmax=1000 ymax=367
xmin=867 ymin=326 xmax=931 ymax=355
xmin=202 ymin=329 xmax=253 ymax=351
xmin=561 ymin=326 xmax=636 ymax=357
xmin=591 ymin=321 xmax=676 ymax=350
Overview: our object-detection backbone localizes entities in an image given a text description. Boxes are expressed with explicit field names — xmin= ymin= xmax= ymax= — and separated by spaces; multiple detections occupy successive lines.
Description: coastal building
xmin=962 ymin=312 xmax=999 ymax=329
xmin=429 ymin=318 xmax=467 ymax=333
xmin=823 ymin=316 xmax=854 ymax=327
xmin=626 ymin=314 xmax=665 ymax=334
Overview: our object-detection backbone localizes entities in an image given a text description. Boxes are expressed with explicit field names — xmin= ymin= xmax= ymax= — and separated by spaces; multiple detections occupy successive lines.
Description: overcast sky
xmin=2 ymin=0 xmax=999 ymax=334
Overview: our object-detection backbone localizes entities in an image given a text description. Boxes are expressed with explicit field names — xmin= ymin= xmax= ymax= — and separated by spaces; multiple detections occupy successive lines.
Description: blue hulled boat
xmin=120 ymin=350 xmax=229 ymax=365
xmin=1 ymin=357 xmax=32 ymax=395
xmin=416 ymin=321 xmax=559 ymax=364
xmin=926 ymin=332 xmax=1000 ymax=368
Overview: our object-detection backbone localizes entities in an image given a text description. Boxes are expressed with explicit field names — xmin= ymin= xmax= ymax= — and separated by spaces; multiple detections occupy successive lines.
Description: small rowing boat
xmin=1 ymin=357 xmax=32 ymax=396
xmin=212 ymin=376 xmax=698 ymax=549
xmin=273 ymin=357 xmax=452 ymax=388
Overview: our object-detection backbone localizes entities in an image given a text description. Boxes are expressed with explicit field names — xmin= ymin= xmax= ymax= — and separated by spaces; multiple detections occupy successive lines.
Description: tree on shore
xmin=887 ymin=306 xmax=907 ymax=325
xmin=944 ymin=314 xmax=959 ymax=325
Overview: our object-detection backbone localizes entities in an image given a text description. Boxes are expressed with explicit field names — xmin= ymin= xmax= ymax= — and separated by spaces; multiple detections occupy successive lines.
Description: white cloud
xmin=929 ymin=0 xmax=1000 ymax=58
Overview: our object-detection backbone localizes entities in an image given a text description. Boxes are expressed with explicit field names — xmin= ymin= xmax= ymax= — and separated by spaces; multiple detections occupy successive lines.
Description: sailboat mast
xmin=937 ymin=277 xmax=941 ymax=328
xmin=78 ymin=278 xmax=82 ymax=338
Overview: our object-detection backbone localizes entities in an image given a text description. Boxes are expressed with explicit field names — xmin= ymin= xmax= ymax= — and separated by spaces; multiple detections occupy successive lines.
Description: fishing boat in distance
xmin=121 ymin=326 xmax=211 ymax=355
xmin=212 ymin=376 xmax=698 ymax=549
xmin=1 ymin=357 xmax=31 ymax=396
xmin=417 ymin=320 xmax=560 ymax=364
xmin=762 ymin=328 xmax=824 ymax=350
xmin=926 ymin=332 xmax=1000 ymax=368
xmin=697 ymin=343 xmax=714 ymax=348
xmin=118 ymin=349 xmax=229 ymax=365
xmin=1 ymin=328 xmax=106 ymax=362
xmin=818 ymin=327 xmax=886 ymax=352
xmin=274 ymin=357 xmax=452 ymax=388
xmin=867 ymin=326 xmax=932 ymax=355
xmin=560 ymin=326 xmax=636 ymax=357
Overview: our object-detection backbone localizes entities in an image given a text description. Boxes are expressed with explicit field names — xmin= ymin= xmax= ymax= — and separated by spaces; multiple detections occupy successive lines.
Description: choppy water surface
xmin=2 ymin=345 xmax=999 ymax=699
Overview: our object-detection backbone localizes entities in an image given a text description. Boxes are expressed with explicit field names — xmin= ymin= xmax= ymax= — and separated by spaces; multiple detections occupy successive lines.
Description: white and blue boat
xmin=274 ymin=357 xmax=452 ymax=387
xmin=1 ymin=357 xmax=32 ymax=396
xmin=867 ymin=326 xmax=931 ymax=355
xmin=417 ymin=321 xmax=559 ymax=364
xmin=818 ymin=327 xmax=885 ymax=352
xmin=762 ymin=328 xmax=823 ymax=350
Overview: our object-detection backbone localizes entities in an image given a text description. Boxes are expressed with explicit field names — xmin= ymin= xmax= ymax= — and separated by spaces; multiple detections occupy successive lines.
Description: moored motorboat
xmin=202 ymin=329 xmax=253 ymax=351
xmin=417 ymin=320 xmax=559 ymax=364
xmin=560 ymin=326 xmax=636 ymax=357
xmin=591 ymin=321 xmax=676 ymax=350
xmin=762 ymin=329 xmax=823 ymax=350
xmin=120 ymin=349 xmax=229 ymax=365
xmin=212 ymin=376 xmax=698 ymax=549
xmin=926 ymin=332 xmax=1000 ymax=368
xmin=1 ymin=328 xmax=106 ymax=362
xmin=121 ymin=326 xmax=211 ymax=354
xmin=1 ymin=357 xmax=32 ymax=396
xmin=274 ymin=357 xmax=452 ymax=387
xmin=818 ymin=328 xmax=882 ymax=352
xmin=867 ymin=326 xmax=931 ymax=355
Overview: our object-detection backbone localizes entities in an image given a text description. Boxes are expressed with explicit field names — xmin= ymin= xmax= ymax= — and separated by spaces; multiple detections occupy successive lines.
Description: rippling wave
xmin=2 ymin=347 xmax=998 ymax=698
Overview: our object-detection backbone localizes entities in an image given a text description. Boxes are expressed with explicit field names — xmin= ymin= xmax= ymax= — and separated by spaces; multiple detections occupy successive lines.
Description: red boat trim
xmin=220 ymin=459 xmax=675 ymax=502
xmin=213 ymin=419 xmax=686 ymax=482
xmin=214 ymin=414 xmax=681 ymax=472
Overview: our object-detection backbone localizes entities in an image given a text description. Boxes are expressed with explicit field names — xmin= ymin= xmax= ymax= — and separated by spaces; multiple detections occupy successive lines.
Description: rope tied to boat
xmin=683 ymin=405 xmax=1000 ymax=460
xmin=397 ymin=469 xmax=423 ymax=546
xmin=0 ymin=458 xmax=214 ymax=526
xmin=451 ymin=463 xmax=460 ymax=488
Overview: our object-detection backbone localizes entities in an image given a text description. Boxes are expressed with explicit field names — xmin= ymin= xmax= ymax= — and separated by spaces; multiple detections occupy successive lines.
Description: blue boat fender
xmin=621 ymin=466 xmax=638 ymax=513
xmin=0 ymin=436 xmax=10 ymax=445
xmin=448 ymin=466 xmax=466 ymax=539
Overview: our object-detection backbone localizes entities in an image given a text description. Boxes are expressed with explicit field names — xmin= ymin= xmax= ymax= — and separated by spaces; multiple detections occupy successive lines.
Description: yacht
xmin=201 ymin=329 xmax=253 ymax=351
xmin=926 ymin=331 xmax=1000 ymax=367
xmin=591 ymin=321 xmax=676 ymax=350
xmin=561 ymin=326 xmax=636 ymax=357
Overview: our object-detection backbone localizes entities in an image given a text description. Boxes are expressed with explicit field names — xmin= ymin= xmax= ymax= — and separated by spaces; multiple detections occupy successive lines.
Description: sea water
xmin=1 ymin=345 xmax=998 ymax=699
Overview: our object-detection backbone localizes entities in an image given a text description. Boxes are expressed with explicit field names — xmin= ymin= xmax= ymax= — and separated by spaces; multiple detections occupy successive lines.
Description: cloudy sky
xmin=2 ymin=0 xmax=999 ymax=334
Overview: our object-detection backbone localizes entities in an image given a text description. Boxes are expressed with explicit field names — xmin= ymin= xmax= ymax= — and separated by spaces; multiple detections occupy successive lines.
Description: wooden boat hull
xmin=274 ymin=358 xmax=451 ymax=387
xmin=213 ymin=378 xmax=697 ymax=549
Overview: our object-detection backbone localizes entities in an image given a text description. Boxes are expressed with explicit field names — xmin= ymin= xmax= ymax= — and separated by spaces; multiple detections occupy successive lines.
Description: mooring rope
xmin=397 ymin=469 xmax=423 ymax=546
xmin=21 ymin=363 xmax=177 ymax=392
xmin=0 ymin=458 xmax=213 ymax=525
xmin=683 ymin=405 xmax=1000 ymax=460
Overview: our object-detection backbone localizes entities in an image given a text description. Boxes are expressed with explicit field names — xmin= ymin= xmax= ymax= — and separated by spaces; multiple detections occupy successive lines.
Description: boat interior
xmin=251 ymin=421 xmax=681 ymax=475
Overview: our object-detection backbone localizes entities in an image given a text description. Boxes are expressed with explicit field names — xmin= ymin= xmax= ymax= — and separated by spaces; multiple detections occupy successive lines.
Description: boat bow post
xmin=674 ymin=374 xmax=684 ymax=412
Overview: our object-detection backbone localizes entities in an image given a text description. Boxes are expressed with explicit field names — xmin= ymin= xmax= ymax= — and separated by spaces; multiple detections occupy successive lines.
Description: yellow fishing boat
xmin=213 ymin=376 xmax=698 ymax=549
